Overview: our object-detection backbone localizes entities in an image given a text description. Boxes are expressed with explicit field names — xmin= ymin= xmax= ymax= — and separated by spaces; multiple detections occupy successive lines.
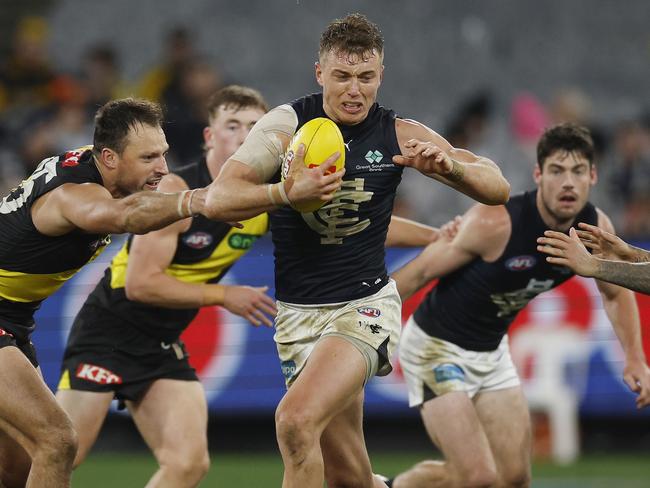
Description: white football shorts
xmin=399 ymin=316 xmax=520 ymax=407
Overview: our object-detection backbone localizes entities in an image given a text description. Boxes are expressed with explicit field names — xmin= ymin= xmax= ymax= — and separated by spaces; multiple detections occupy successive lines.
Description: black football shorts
xmin=58 ymin=304 xmax=198 ymax=403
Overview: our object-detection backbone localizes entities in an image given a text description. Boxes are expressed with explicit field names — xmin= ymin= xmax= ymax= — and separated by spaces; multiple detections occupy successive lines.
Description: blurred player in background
xmin=55 ymin=86 xmax=274 ymax=488
xmin=539 ymin=222 xmax=650 ymax=294
xmin=0 ymin=98 xmax=211 ymax=488
xmin=205 ymin=13 xmax=509 ymax=488
xmin=387 ymin=123 xmax=650 ymax=488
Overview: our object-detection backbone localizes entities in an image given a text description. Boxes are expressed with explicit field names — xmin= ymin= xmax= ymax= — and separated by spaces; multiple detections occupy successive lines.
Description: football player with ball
xmin=206 ymin=13 xmax=510 ymax=488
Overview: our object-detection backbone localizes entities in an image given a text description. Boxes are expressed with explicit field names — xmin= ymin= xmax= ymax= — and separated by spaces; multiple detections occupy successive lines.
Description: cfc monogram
xmin=302 ymin=178 xmax=373 ymax=244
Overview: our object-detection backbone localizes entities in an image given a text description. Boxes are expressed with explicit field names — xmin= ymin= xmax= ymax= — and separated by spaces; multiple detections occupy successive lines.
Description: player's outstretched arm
xmin=570 ymin=213 xmax=650 ymax=409
xmin=31 ymin=181 xmax=209 ymax=236
xmin=393 ymin=119 xmax=510 ymax=205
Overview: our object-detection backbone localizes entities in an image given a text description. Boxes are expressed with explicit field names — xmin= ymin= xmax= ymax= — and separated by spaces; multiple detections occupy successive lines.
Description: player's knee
xmin=275 ymin=405 xmax=318 ymax=460
xmin=38 ymin=421 xmax=78 ymax=466
xmin=162 ymin=450 xmax=210 ymax=482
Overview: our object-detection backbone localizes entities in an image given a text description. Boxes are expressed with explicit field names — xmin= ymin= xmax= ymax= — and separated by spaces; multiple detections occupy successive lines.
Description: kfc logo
xmin=76 ymin=363 xmax=122 ymax=385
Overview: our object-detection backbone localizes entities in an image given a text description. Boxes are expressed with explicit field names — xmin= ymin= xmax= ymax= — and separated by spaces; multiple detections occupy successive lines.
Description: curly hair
xmin=319 ymin=13 xmax=384 ymax=61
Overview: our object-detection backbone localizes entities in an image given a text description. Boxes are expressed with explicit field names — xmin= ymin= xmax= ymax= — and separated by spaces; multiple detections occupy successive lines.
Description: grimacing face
xmin=204 ymin=104 xmax=266 ymax=164
xmin=315 ymin=49 xmax=383 ymax=126
xmin=534 ymin=150 xmax=596 ymax=227
xmin=114 ymin=123 xmax=169 ymax=196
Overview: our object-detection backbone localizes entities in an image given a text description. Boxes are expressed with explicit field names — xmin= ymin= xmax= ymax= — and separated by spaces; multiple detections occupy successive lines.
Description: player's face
xmin=114 ymin=123 xmax=169 ymax=195
xmin=316 ymin=49 xmax=383 ymax=126
xmin=204 ymin=104 xmax=266 ymax=164
xmin=534 ymin=150 xmax=596 ymax=226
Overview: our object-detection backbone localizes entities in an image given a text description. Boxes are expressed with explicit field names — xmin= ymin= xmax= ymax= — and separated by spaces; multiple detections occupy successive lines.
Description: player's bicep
xmin=37 ymin=183 xmax=127 ymax=235
xmin=397 ymin=118 xmax=482 ymax=164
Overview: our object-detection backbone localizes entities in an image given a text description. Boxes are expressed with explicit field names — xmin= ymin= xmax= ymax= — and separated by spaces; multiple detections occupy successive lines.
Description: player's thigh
xmin=0 ymin=346 xmax=73 ymax=454
xmin=421 ymin=392 xmax=495 ymax=474
xmin=277 ymin=335 xmax=368 ymax=431
xmin=474 ymin=387 xmax=531 ymax=480
xmin=126 ymin=379 xmax=208 ymax=458
xmin=55 ymin=389 xmax=113 ymax=463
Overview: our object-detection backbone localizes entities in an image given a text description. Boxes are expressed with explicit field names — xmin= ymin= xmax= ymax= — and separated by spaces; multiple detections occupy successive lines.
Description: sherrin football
xmin=281 ymin=117 xmax=345 ymax=213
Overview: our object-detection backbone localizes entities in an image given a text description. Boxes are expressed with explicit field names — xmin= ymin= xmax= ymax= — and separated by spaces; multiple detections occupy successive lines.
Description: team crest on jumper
xmin=302 ymin=178 xmax=373 ymax=244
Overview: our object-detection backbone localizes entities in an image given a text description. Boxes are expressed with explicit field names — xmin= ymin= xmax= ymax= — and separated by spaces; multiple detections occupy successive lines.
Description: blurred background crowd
xmin=1 ymin=0 xmax=648 ymax=240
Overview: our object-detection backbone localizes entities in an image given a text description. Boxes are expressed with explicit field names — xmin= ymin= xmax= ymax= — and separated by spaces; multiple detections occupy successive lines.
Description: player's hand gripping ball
xmin=281 ymin=117 xmax=345 ymax=213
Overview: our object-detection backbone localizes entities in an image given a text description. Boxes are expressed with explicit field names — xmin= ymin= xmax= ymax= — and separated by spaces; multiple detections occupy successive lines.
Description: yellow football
xmin=281 ymin=117 xmax=345 ymax=213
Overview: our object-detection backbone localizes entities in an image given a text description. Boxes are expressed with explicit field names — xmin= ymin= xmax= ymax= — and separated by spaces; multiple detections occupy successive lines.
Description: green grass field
xmin=72 ymin=452 xmax=650 ymax=487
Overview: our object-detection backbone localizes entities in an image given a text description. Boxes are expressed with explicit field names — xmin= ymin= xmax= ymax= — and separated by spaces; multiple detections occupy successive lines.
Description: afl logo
xmin=282 ymin=149 xmax=295 ymax=180
xmin=505 ymin=255 xmax=537 ymax=271
xmin=184 ymin=232 xmax=213 ymax=249
xmin=357 ymin=307 xmax=381 ymax=318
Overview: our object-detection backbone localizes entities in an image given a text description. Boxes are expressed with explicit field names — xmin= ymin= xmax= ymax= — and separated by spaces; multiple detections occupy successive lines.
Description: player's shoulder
xmin=50 ymin=146 xmax=98 ymax=180
xmin=594 ymin=206 xmax=615 ymax=233
xmin=465 ymin=202 xmax=510 ymax=227
xmin=459 ymin=203 xmax=511 ymax=253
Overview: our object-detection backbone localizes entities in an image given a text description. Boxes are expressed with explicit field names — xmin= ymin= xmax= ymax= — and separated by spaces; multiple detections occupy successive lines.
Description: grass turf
xmin=72 ymin=452 xmax=650 ymax=487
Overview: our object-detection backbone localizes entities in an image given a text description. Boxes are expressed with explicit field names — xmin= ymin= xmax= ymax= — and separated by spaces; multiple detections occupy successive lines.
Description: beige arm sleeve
xmin=230 ymin=104 xmax=298 ymax=182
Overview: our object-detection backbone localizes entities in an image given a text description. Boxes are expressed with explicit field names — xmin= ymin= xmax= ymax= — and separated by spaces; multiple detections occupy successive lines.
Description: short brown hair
xmin=319 ymin=13 xmax=384 ymax=61
xmin=537 ymin=123 xmax=595 ymax=169
xmin=206 ymin=85 xmax=268 ymax=121
xmin=93 ymin=98 xmax=163 ymax=155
